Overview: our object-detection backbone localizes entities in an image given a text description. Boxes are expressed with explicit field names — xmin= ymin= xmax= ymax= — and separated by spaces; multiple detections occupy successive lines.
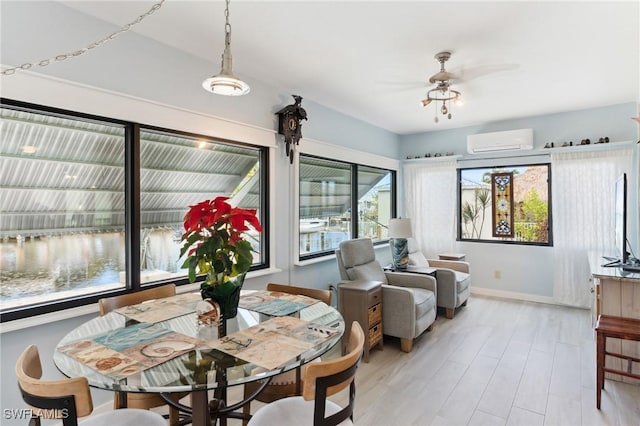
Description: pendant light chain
xmin=1 ymin=0 xmax=165 ymax=76
xmin=224 ymin=0 xmax=232 ymax=48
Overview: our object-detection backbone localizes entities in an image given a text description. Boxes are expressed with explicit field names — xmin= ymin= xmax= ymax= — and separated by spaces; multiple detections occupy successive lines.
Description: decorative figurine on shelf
xmin=276 ymin=95 xmax=308 ymax=164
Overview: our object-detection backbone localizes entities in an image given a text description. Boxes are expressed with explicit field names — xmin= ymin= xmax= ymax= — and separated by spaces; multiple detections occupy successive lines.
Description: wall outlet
xmin=494 ymin=270 xmax=502 ymax=279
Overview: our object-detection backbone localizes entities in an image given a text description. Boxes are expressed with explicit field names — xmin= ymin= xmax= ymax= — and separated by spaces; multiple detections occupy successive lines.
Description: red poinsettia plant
xmin=180 ymin=196 xmax=262 ymax=286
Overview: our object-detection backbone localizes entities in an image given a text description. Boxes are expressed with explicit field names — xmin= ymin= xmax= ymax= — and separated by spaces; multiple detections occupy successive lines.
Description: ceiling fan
xmin=421 ymin=51 xmax=463 ymax=123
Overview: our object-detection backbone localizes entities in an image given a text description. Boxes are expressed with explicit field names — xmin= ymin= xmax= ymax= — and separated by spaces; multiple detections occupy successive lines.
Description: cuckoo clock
xmin=276 ymin=95 xmax=307 ymax=164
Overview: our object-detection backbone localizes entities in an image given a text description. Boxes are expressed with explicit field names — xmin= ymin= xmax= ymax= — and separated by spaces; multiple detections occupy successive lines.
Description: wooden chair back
xmin=16 ymin=345 xmax=93 ymax=426
xmin=98 ymin=283 xmax=176 ymax=315
xmin=266 ymin=282 xmax=332 ymax=305
xmin=301 ymin=321 xmax=364 ymax=425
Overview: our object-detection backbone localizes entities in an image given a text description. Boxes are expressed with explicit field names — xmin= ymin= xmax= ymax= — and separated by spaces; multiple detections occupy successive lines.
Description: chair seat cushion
xmin=408 ymin=251 xmax=430 ymax=268
xmin=455 ymin=272 xmax=470 ymax=291
xmin=407 ymin=287 xmax=436 ymax=318
xmin=80 ymin=408 xmax=166 ymax=426
xmin=248 ymin=396 xmax=353 ymax=426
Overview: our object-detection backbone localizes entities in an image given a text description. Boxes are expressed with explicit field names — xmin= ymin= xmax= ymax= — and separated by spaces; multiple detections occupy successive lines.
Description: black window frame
xmin=0 ymin=98 xmax=269 ymax=322
xmin=457 ymin=162 xmax=553 ymax=246
xmin=298 ymin=153 xmax=397 ymax=261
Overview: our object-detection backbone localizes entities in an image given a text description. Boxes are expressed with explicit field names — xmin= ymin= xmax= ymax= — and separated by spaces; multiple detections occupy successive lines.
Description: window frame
xmin=0 ymin=98 xmax=269 ymax=322
xmin=298 ymin=153 xmax=397 ymax=261
xmin=457 ymin=162 xmax=553 ymax=246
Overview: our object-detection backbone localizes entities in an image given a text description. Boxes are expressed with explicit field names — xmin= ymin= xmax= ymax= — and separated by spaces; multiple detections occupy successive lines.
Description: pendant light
xmin=202 ymin=0 xmax=250 ymax=96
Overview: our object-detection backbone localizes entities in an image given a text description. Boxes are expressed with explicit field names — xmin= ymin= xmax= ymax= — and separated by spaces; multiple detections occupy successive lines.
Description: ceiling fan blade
xmin=451 ymin=63 xmax=519 ymax=82
xmin=375 ymin=80 xmax=426 ymax=91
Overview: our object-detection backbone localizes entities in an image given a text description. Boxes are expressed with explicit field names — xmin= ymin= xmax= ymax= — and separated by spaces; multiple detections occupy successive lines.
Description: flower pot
xmin=200 ymin=273 xmax=246 ymax=320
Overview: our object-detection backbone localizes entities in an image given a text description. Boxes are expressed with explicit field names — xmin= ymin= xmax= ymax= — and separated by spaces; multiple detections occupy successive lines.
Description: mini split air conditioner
xmin=467 ymin=128 xmax=533 ymax=154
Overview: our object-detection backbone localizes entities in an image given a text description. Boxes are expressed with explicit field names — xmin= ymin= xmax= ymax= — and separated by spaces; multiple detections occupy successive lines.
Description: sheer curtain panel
xmin=551 ymin=148 xmax=632 ymax=308
xmin=403 ymin=160 xmax=457 ymax=258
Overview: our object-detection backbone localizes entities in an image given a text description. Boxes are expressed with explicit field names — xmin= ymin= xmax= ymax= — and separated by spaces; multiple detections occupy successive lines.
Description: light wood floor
xmin=348 ymin=295 xmax=640 ymax=426
xmin=162 ymin=295 xmax=640 ymax=425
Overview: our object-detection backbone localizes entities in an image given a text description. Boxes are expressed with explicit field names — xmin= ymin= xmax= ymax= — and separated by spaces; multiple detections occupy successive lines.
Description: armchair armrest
xmin=385 ymin=271 xmax=437 ymax=295
xmin=380 ymin=284 xmax=416 ymax=339
xmin=427 ymin=259 xmax=470 ymax=273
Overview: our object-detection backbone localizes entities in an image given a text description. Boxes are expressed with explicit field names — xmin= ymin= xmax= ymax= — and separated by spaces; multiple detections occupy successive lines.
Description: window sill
xmin=1 ymin=303 xmax=99 ymax=334
xmin=296 ymin=253 xmax=338 ymax=266
xmin=1 ymin=267 xmax=282 ymax=334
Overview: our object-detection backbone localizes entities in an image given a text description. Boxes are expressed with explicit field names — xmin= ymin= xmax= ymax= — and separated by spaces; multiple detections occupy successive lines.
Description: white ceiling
xmin=60 ymin=1 xmax=639 ymax=135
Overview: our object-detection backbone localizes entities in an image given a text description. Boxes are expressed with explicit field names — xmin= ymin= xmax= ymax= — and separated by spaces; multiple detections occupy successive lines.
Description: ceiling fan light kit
xmin=421 ymin=51 xmax=463 ymax=123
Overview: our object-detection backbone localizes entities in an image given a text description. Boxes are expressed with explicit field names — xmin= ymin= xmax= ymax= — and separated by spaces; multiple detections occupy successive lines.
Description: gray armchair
xmin=407 ymin=237 xmax=470 ymax=319
xmin=336 ymin=238 xmax=437 ymax=353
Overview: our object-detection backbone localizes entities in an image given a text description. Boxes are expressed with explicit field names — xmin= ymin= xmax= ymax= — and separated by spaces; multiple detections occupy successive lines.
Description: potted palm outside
xmin=180 ymin=196 xmax=262 ymax=320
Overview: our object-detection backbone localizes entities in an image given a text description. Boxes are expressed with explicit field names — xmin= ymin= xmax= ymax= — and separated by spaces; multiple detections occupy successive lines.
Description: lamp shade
xmin=389 ymin=218 xmax=412 ymax=239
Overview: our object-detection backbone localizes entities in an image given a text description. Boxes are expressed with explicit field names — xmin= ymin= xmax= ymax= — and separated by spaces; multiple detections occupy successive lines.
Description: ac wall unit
xmin=467 ymin=128 xmax=533 ymax=154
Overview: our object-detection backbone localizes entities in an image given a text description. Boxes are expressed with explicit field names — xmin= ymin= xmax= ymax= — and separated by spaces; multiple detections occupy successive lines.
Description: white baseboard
xmin=470 ymin=286 xmax=559 ymax=306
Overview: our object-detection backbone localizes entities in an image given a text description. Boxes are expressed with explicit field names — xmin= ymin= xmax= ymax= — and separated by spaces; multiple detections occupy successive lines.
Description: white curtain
xmin=403 ymin=160 xmax=457 ymax=258
xmin=551 ymin=148 xmax=633 ymax=308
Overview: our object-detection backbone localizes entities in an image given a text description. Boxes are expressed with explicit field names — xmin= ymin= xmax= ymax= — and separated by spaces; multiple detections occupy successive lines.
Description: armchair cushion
xmin=411 ymin=287 xmax=436 ymax=319
xmin=339 ymin=237 xmax=376 ymax=268
xmin=348 ymin=262 xmax=388 ymax=283
xmin=451 ymin=271 xmax=470 ymax=286
xmin=407 ymin=237 xmax=430 ymax=267
xmin=338 ymin=238 xmax=388 ymax=283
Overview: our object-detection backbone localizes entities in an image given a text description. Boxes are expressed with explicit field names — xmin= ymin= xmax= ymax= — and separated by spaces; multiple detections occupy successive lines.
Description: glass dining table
xmin=53 ymin=291 xmax=345 ymax=426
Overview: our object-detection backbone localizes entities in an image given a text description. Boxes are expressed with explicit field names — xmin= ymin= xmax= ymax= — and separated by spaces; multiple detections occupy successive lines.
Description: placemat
xmin=239 ymin=290 xmax=320 ymax=316
xmin=207 ymin=316 xmax=339 ymax=370
xmin=58 ymin=322 xmax=206 ymax=379
xmin=114 ymin=292 xmax=202 ymax=323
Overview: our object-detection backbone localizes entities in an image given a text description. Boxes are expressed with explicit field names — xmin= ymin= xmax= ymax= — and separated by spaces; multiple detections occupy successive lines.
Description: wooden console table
xmin=588 ymin=252 xmax=640 ymax=385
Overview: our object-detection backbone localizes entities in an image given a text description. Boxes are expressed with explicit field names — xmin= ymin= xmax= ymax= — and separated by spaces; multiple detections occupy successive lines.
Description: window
xmin=458 ymin=163 xmax=552 ymax=245
xmin=357 ymin=166 xmax=393 ymax=241
xmin=299 ymin=155 xmax=395 ymax=259
xmin=1 ymin=106 xmax=126 ymax=313
xmin=139 ymin=128 xmax=266 ymax=283
xmin=0 ymin=101 xmax=268 ymax=321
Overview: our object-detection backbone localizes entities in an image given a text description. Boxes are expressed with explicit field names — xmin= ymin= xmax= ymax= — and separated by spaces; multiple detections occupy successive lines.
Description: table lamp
xmin=389 ymin=218 xmax=412 ymax=269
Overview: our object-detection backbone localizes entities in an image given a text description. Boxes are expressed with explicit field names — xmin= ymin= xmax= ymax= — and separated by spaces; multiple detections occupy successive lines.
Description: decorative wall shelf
xmin=537 ymin=140 xmax=636 ymax=154
xmin=402 ymin=154 xmax=462 ymax=163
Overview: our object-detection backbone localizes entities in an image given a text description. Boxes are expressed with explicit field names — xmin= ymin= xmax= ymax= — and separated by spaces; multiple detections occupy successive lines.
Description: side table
xmin=438 ymin=253 xmax=466 ymax=261
xmin=338 ymin=280 xmax=383 ymax=362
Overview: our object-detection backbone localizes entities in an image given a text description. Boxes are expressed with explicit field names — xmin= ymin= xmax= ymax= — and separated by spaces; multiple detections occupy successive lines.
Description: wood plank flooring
xmin=163 ymin=295 xmax=640 ymax=425
xmin=349 ymin=295 xmax=640 ymax=425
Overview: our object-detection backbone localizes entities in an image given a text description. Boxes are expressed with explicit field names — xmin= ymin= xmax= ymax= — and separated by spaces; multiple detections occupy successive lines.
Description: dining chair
xmin=247 ymin=321 xmax=364 ymax=426
xmin=242 ymin=283 xmax=333 ymax=424
xmin=16 ymin=344 xmax=166 ymax=426
xmin=98 ymin=283 xmax=185 ymax=425
xmin=97 ymin=283 xmax=177 ymax=315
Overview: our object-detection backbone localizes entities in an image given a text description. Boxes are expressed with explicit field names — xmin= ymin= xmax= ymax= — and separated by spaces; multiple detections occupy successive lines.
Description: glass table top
xmin=54 ymin=292 xmax=344 ymax=394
